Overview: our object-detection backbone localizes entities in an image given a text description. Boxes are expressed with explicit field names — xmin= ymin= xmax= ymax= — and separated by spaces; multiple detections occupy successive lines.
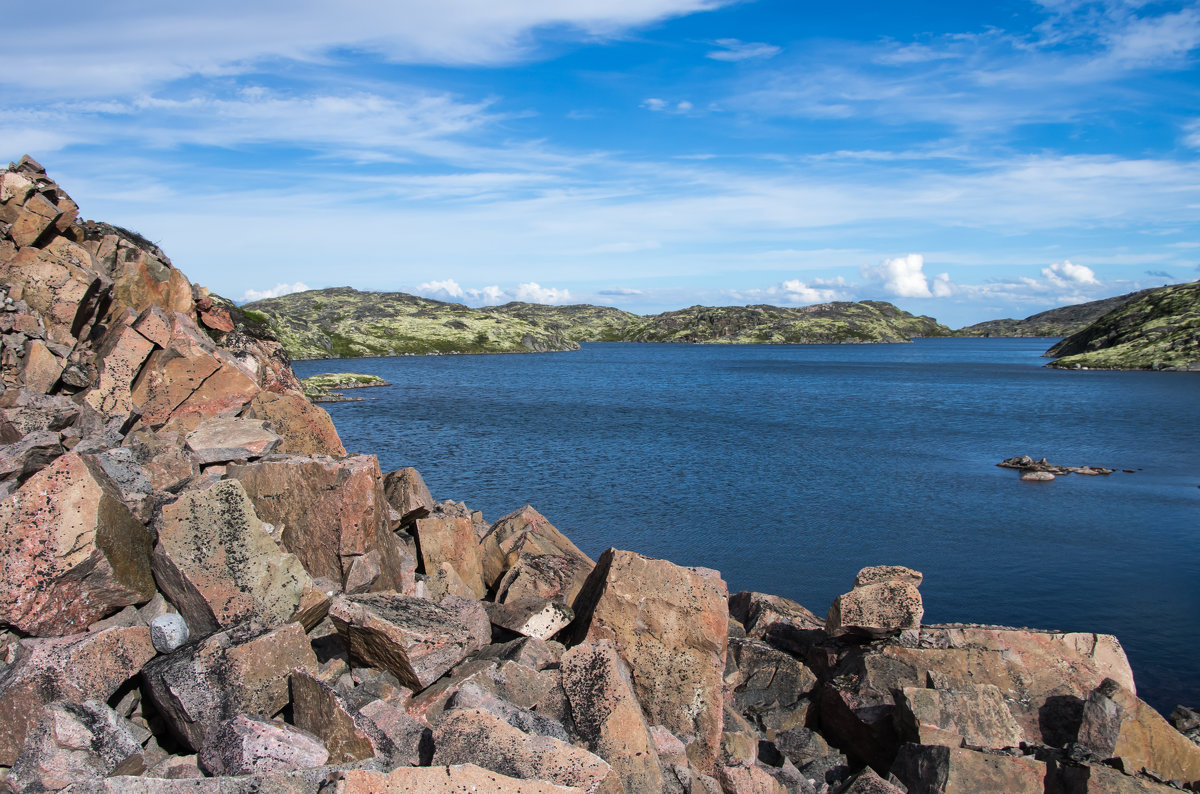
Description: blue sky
xmin=4 ymin=0 xmax=1199 ymax=327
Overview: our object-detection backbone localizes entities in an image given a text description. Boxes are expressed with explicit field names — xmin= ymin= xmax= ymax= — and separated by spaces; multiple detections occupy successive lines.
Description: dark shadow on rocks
xmin=1040 ymin=694 xmax=1085 ymax=748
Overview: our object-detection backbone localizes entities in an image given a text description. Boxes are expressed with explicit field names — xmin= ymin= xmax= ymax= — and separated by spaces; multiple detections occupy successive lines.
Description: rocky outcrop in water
xmin=2 ymin=158 xmax=1199 ymax=793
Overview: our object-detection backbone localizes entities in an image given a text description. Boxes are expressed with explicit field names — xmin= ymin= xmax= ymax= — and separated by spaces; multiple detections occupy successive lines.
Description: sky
xmin=3 ymin=0 xmax=1199 ymax=327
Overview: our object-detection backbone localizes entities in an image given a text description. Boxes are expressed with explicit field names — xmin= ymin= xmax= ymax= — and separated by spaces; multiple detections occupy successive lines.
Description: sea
xmin=292 ymin=338 xmax=1200 ymax=715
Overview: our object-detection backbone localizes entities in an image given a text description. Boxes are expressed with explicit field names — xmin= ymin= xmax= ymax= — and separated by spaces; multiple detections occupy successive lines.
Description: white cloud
xmin=861 ymin=254 xmax=951 ymax=298
xmin=641 ymin=98 xmax=694 ymax=113
xmin=240 ymin=282 xmax=310 ymax=302
xmin=514 ymin=282 xmax=571 ymax=304
xmin=413 ymin=279 xmax=569 ymax=306
xmin=0 ymin=1 xmax=736 ymax=98
xmin=1042 ymin=260 xmax=1099 ymax=287
xmin=706 ymin=39 xmax=781 ymax=62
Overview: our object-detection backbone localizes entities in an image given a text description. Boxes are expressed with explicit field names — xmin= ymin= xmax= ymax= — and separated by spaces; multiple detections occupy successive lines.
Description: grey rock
xmin=149 ymin=613 xmax=190 ymax=653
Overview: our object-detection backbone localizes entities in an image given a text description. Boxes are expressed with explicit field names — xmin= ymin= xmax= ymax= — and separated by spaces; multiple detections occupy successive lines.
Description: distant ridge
xmin=955 ymin=289 xmax=1153 ymax=338
xmin=245 ymin=288 xmax=951 ymax=359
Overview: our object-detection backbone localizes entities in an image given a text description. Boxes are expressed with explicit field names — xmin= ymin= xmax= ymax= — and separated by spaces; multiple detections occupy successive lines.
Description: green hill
xmin=1044 ymin=281 xmax=1200 ymax=371
xmin=245 ymin=288 xmax=952 ymax=359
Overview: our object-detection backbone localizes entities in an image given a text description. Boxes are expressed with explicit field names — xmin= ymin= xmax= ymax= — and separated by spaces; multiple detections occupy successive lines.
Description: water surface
xmin=294 ymin=339 xmax=1200 ymax=713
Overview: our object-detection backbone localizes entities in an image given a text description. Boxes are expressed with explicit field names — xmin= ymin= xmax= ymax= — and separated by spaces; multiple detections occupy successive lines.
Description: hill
xmin=955 ymin=290 xmax=1152 ymax=338
xmin=1044 ymin=281 xmax=1200 ymax=370
xmin=247 ymin=289 xmax=951 ymax=358
xmin=243 ymin=288 xmax=579 ymax=359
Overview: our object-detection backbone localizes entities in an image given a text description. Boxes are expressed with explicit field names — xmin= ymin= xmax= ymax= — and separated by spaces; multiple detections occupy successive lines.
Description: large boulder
xmin=560 ymin=640 xmax=665 ymax=793
xmin=382 ymin=467 xmax=434 ymax=525
xmin=725 ymin=636 xmax=818 ymax=738
xmin=7 ymin=700 xmax=145 ymax=791
xmin=890 ymin=743 xmax=1047 ymax=794
xmin=480 ymin=505 xmax=595 ymax=605
xmin=140 ymin=622 xmax=318 ymax=751
xmin=826 ymin=565 xmax=924 ymax=639
xmin=242 ymin=390 xmax=345 ymax=456
xmin=0 ymin=451 xmax=155 ymax=636
xmin=290 ymin=670 xmax=394 ymax=765
xmin=0 ymin=239 xmax=109 ymax=346
xmin=328 ymin=593 xmax=489 ymax=691
xmin=0 ymin=626 xmax=155 ymax=765
xmin=1090 ymin=679 xmax=1200 ymax=785
xmin=152 ymin=479 xmax=314 ymax=636
xmin=568 ymin=548 xmax=729 ymax=774
xmin=728 ymin=591 xmax=825 ymax=657
xmin=412 ymin=513 xmax=487 ymax=599
xmin=80 ymin=222 xmax=194 ymax=319
xmin=893 ymin=684 xmax=1024 ymax=750
xmin=82 ymin=312 xmax=156 ymax=418
xmin=227 ymin=454 xmax=409 ymax=592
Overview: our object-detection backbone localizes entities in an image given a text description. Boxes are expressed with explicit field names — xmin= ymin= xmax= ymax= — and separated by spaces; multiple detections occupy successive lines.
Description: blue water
xmin=293 ymin=339 xmax=1200 ymax=714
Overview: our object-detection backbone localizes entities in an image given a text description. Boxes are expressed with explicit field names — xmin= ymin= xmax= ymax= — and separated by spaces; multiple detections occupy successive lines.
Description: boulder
xmin=714 ymin=763 xmax=787 ymax=793
xmin=0 ymin=626 xmax=155 ymax=764
xmin=0 ymin=242 xmax=109 ymax=347
xmin=485 ymin=596 xmax=574 ymax=641
xmin=129 ymin=314 xmax=224 ymax=427
xmin=290 ymin=670 xmax=393 ymax=764
xmin=480 ymin=505 xmax=595 ymax=605
xmin=497 ymin=552 xmax=599 ymax=608
xmin=432 ymin=707 xmax=614 ymax=793
xmin=443 ymin=680 xmax=571 ymax=742
xmin=728 ymin=591 xmax=825 ymax=657
xmin=1101 ymin=679 xmax=1200 ymax=784
xmin=560 ymin=640 xmax=665 ymax=793
xmin=140 ymin=622 xmax=318 ymax=751
xmin=330 ymin=764 xmax=586 ymax=793
xmin=889 ymin=625 xmax=1135 ymax=747
xmin=412 ymin=513 xmax=487 ymax=599
xmin=356 ymin=699 xmax=427 ymax=767
xmin=382 ymin=467 xmax=434 ymax=525
xmin=406 ymin=656 xmax=564 ymax=728
xmin=81 ymin=225 xmax=193 ymax=319
xmin=725 ymin=637 xmax=817 ymax=737
xmin=827 ymin=566 xmax=924 ymax=639
xmin=22 ymin=338 xmax=64 ymax=393
xmin=123 ymin=427 xmax=200 ymax=493
xmin=833 ymin=768 xmax=908 ymax=794
xmin=893 ymin=684 xmax=1024 ymax=750
xmin=197 ymin=713 xmax=329 ymax=777
xmin=568 ymin=548 xmax=729 ymax=774
xmin=242 ymin=390 xmax=345 ymax=456
xmin=7 ymin=700 xmax=145 ymax=791
xmin=890 ymin=743 xmax=1047 ymax=794
xmin=227 ymin=454 xmax=409 ymax=592
xmin=328 ymin=593 xmax=488 ymax=691
xmin=0 ymin=451 xmax=155 ymax=636
xmin=152 ymin=479 xmax=314 ymax=636
xmin=82 ymin=314 xmax=156 ymax=418
xmin=184 ymin=417 xmax=281 ymax=464
xmin=1046 ymin=759 xmax=1185 ymax=793
xmin=149 ymin=613 xmax=190 ymax=653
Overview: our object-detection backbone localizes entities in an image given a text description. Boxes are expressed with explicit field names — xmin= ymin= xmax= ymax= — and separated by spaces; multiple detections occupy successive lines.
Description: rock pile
xmin=2 ymin=157 xmax=1198 ymax=792
xmin=999 ymin=456 xmax=1117 ymax=481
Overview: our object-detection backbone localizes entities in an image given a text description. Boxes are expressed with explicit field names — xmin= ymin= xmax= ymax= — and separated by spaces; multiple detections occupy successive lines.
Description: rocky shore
xmin=1 ymin=157 xmax=1199 ymax=793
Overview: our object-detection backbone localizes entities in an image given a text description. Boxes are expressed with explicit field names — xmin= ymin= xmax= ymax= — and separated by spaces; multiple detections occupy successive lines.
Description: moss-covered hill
xmin=245 ymin=288 xmax=952 ymax=359
xmin=621 ymin=301 xmax=950 ymax=344
xmin=955 ymin=290 xmax=1152 ymax=338
xmin=481 ymin=302 xmax=638 ymax=342
xmin=243 ymin=288 xmax=580 ymax=359
xmin=1044 ymin=281 xmax=1200 ymax=371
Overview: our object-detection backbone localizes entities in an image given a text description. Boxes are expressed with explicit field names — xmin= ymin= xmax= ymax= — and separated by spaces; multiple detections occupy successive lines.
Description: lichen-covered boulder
xmin=826 ymin=565 xmax=924 ymax=639
xmin=197 ymin=713 xmax=329 ymax=777
xmin=151 ymin=479 xmax=314 ymax=636
xmin=893 ymin=684 xmax=1024 ymax=750
xmin=0 ymin=451 xmax=155 ymax=636
xmin=480 ymin=505 xmax=595 ymax=606
xmin=7 ymin=700 xmax=145 ymax=791
xmin=568 ymin=548 xmax=729 ymax=775
xmin=242 ymin=390 xmax=346 ymax=456
xmin=412 ymin=513 xmax=487 ymax=599
xmin=0 ymin=626 xmax=155 ymax=765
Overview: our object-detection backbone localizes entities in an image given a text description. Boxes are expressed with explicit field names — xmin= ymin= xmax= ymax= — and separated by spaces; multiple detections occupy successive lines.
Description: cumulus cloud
xmin=240 ymin=282 xmax=310 ymax=302
xmin=860 ymin=254 xmax=954 ymax=298
xmin=1042 ymin=260 xmax=1099 ymax=288
xmin=706 ymin=39 xmax=781 ymax=62
xmin=730 ymin=276 xmax=850 ymax=305
xmin=514 ymin=282 xmax=571 ymax=304
xmin=414 ymin=279 xmax=569 ymax=306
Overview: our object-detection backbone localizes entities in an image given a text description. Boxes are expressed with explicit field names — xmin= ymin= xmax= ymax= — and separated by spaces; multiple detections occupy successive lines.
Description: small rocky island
xmin=300 ymin=373 xmax=391 ymax=403
xmin=2 ymin=157 xmax=1199 ymax=792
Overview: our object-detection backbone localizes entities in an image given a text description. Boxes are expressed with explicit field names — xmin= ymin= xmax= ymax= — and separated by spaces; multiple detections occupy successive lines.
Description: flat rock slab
xmin=329 ymin=593 xmax=488 ymax=692
xmin=152 ymin=479 xmax=313 ymax=636
xmin=894 ymin=685 xmax=1024 ymax=750
xmin=485 ymin=597 xmax=573 ymax=641
xmin=0 ymin=451 xmax=155 ymax=636
xmin=197 ymin=713 xmax=328 ymax=777
xmin=184 ymin=417 xmax=281 ymax=464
